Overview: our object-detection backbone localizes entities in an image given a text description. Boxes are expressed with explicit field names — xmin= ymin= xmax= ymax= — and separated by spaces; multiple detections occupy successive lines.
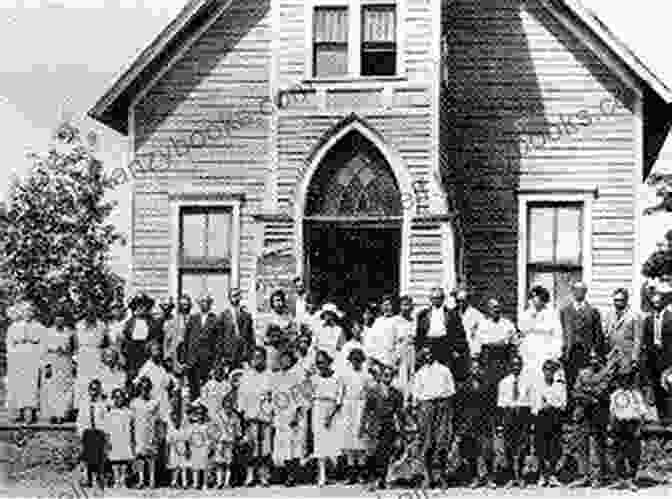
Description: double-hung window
xmin=312 ymin=3 xmax=398 ymax=78
xmin=178 ymin=207 xmax=233 ymax=300
xmin=526 ymin=203 xmax=584 ymax=307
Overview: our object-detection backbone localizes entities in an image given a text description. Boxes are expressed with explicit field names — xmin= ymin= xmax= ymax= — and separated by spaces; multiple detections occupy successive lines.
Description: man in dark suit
xmin=643 ymin=291 xmax=672 ymax=413
xmin=182 ymin=294 xmax=220 ymax=398
xmin=218 ymin=288 xmax=255 ymax=368
xmin=416 ymin=286 xmax=470 ymax=383
xmin=560 ymin=281 xmax=604 ymax=390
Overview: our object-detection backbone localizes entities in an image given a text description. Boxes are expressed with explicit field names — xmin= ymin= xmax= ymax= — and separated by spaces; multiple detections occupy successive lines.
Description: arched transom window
xmin=305 ymin=131 xmax=402 ymax=217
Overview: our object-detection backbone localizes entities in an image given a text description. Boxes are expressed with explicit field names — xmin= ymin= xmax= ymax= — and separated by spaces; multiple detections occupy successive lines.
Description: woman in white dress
xmin=314 ymin=303 xmax=346 ymax=360
xmin=6 ymin=302 xmax=46 ymax=424
xmin=74 ymin=306 xmax=110 ymax=409
xmin=264 ymin=290 xmax=296 ymax=371
xmin=364 ymin=296 xmax=398 ymax=368
xmin=394 ymin=295 xmax=416 ymax=404
xmin=517 ymin=285 xmax=563 ymax=390
xmin=40 ymin=310 xmax=75 ymax=423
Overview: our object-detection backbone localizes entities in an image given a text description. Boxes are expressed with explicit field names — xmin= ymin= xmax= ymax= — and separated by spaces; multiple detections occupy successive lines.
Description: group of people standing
xmin=4 ymin=277 xmax=672 ymax=491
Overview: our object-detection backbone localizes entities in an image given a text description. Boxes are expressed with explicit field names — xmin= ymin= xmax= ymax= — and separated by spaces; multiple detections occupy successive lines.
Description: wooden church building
xmin=90 ymin=0 xmax=672 ymax=318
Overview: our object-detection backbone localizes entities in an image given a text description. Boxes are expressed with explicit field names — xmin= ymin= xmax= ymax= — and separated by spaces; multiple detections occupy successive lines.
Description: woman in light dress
xmin=517 ymin=285 xmax=564 ymax=390
xmin=314 ymin=303 xmax=346 ymax=360
xmin=40 ymin=310 xmax=75 ymax=423
xmin=394 ymin=295 xmax=416 ymax=404
xmin=74 ymin=305 xmax=110 ymax=409
xmin=6 ymin=302 xmax=46 ymax=424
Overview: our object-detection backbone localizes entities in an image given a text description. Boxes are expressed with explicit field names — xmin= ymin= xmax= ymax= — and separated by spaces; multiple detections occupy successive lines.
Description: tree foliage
xmin=0 ymin=121 xmax=125 ymax=324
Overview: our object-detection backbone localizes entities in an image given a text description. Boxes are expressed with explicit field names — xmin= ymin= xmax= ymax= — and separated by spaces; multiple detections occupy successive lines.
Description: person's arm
xmin=633 ymin=312 xmax=644 ymax=365
xmin=593 ymin=308 xmax=605 ymax=356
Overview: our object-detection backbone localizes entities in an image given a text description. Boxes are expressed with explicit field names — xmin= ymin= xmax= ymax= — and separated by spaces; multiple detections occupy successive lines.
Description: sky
xmin=0 ymin=0 xmax=671 ymax=279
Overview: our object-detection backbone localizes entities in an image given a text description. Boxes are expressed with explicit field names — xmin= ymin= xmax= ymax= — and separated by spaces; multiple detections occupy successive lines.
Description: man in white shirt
xmin=416 ymin=287 xmax=470 ymax=383
xmin=475 ymin=298 xmax=517 ymax=386
xmin=452 ymin=289 xmax=485 ymax=354
xmin=293 ymin=276 xmax=307 ymax=325
xmin=497 ymin=355 xmax=534 ymax=488
xmin=412 ymin=347 xmax=456 ymax=485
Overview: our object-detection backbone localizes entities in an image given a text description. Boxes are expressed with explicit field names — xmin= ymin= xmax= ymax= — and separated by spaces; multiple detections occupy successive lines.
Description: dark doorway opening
xmin=305 ymin=221 xmax=401 ymax=318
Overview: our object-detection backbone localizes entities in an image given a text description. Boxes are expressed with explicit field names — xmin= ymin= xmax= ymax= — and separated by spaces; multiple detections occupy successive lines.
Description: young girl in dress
xmin=238 ymin=347 xmax=273 ymax=486
xmin=340 ymin=348 xmax=372 ymax=484
xmin=76 ymin=378 xmax=108 ymax=490
xmin=131 ymin=376 xmax=160 ymax=489
xmin=99 ymin=348 xmax=127 ymax=401
xmin=272 ymin=349 xmax=307 ymax=486
xmin=105 ymin=388 xmax=134 ymax=488
xmin=166 ymin=406 xmax=189 ymax=488
xmin=312 ymin=349 xmax=344 ymax=487
xmin=337 ymin=321 xmax=365 ymax=375
xmin=186 ymin=403 xmax=211 ymax=490
xmin=211 ymin=392 xmax=242 ymax=488
xmin=200 ymin=361 xmax=232 ymax=419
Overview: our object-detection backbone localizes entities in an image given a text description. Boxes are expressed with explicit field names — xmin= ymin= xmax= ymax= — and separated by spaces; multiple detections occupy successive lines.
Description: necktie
xmin=90 ymin=404 xmax=96 ymax=430
xmin=655 ymin=313 xmax=663 ymax=347
xmin=513 ymin=375 xmax=520 ymax=403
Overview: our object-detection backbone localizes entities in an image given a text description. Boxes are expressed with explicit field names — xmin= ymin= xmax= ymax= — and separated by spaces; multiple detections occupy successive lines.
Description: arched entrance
xmin=302 ymin=130 xmax=404 ymax=317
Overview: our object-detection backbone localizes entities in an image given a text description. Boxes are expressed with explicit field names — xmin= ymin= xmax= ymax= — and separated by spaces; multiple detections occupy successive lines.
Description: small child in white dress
xmin=105 ymin=388 xmax=134 ymax=488
xmin=166 ymin=406 xmax=189 ymax=488
xmin=131 ymin=376 xmax=160 ymax=489
xmin=186 ymin=404 xmax=211 ymax=490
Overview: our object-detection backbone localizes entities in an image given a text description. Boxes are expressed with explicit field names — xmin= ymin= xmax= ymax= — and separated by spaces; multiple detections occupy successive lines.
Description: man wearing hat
xmin=183 ymin=294 xmax=220 ymax=398
xmin=121 ymin=292 xmax=163 ymax=381
xmin=218 ymin=288 xmax=255 ymax=368
xmin=642 ymin=290 xmax=672 ymax=414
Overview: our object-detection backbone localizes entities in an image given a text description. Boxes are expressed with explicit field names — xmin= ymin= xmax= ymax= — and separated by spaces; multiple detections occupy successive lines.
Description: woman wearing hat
xmin=314 ymin=303 xmax=346 ymax=360
xmin=121 ymin=292 xmax=163 ymax=381
xmin=40 ymin=308 xmax=75 ymax=424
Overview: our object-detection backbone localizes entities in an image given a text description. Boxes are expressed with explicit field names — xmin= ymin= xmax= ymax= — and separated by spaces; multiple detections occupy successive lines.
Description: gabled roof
xmin=88 ymin=0 xmax=672 ymax=179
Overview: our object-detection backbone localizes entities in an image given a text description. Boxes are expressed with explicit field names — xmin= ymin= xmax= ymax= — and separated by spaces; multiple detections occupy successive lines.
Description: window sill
xmin=302 ymin=75 xmax=408 ymax=85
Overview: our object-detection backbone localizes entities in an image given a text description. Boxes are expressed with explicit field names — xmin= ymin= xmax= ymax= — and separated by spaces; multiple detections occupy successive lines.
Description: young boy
xmin=608 ymin=367 xmax=647 ymax=491
xmin=457 ymin=358 xmax=496 ymax=489
xmin=411 ymin=347 xmax=456 ymax=488
xmin=533 ymin=359 xmax=566 ymax=487
xmin=497 ymin=355 xmax=534 ymax=488
xmin=567 ymin=349 xmax=618 ymax=488
xmin=237 ymin=347 xmax=273 ymax=486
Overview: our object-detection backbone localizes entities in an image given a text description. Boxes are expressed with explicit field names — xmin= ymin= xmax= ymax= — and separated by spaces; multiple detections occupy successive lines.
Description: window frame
xmin=360 ymin=4 xmax=397 ymax=77
xmin=169 ymin=196 xmax=241 ymax=307
xmin=517 ymin=191 xmax=594 ymax=315
xmin=312 ymin=6 xmax=350 ymax=78
xmin=305 ymin=0 xmax=403 ymax=80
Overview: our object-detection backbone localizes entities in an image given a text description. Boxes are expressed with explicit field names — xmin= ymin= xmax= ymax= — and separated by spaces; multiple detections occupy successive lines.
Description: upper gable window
xmin=313 ymin=7 xmax=349 ymax=77
xmin=361 ymin=5 xmax=397 ymax=76
xmin=311 ymin=2 xmax=399 ymax=78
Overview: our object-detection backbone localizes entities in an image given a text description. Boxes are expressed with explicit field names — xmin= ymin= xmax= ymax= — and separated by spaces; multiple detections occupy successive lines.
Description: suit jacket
xmin=559 ymin=301 xmax=604 ymax=354
xmin=642 ymin=309 xmax=672 ymax=374
xmin=416 ymin=305 xmax=470 ymax=380
xmin=603 ymin=308 xmax=643 ymax=369
xmin=164 ymin=313 xmax=189 ymax=367
xmin=183 ymin=312 xmax=220 ymax=368
xmin=120 ymin=316 xmax=164 ymax=374
xmin=218 ymin=306 xmax=255 ymax=367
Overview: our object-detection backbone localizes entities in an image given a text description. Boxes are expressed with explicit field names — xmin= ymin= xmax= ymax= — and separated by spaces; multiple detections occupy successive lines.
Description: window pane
xmin=207 ymin=211 xmax=232 ymax=259
xmin=362 ymin=47 xmax=396 ymax=76
xmin=315 ymin=45 xmax=348 ymax=76
xmin=362 ymin=6 xmax=396 ymax=43
xmin=314 ymin=8 xmax=348 ymax=42
xmin=180 ymin=272 xmax=230 ymax=312
xmin=556 ymin=207 xmax=582 ymax=264
xmin=181 ymin=213 xmax=206 ymax=259
xmin=528 ymin=207 xmax=554 ymax=263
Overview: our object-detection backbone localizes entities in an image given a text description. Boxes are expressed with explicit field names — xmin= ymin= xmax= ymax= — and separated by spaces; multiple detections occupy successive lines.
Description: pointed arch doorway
xmin=302 ymin=131 xmax=404 ymax=317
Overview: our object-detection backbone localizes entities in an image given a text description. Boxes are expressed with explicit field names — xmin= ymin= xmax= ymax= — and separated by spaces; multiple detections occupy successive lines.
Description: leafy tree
xmin=0 ymin=121 xmax=125 ymax=324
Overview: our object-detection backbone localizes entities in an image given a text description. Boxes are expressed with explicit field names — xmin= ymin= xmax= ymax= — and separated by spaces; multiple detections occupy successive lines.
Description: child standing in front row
xmin=211 ymin=392 xmax=242 ymax=488
xmin=608 ymin=368 xmax=647 ymax=491
xmin=533 ymin=359 xmax=566 ymax=488
xmin=497 ymin=355 xmax=534 ymax=488
xmin=105 ymin=388 xmax=135 ymax=488
xmin=76 ymin=379 xmax=108 ymax=490
xmin=132 ymin=376 xmax=160 ymax=489
xmin=166 ymin=406 xmax=189 ymax=488
xmin=187 ymin=404 xmax=211 ymax=490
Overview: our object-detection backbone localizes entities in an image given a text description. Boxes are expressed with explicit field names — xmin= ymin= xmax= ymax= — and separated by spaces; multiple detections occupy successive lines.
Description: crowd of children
xmin=75 ymin=325 xmax=655 ymax=492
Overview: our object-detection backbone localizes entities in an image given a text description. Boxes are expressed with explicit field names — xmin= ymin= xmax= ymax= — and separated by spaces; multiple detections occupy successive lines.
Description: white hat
xmin=320 ymin=303 xmax=343 ymax=319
